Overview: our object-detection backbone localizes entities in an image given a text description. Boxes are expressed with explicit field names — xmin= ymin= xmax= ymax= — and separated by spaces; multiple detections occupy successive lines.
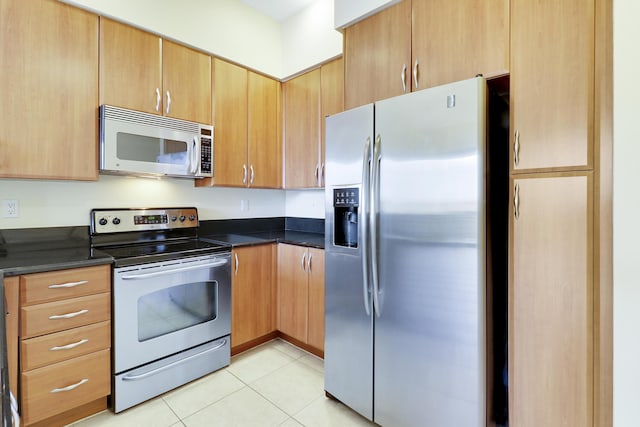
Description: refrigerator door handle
xmin=361 ymin=136 xmax=372 ymax=316
xmin=370 ymin=134 xmax=382 ymax=317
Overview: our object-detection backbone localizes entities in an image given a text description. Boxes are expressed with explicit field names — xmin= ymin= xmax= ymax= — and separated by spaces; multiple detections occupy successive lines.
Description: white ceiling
xmin=240 ymin=0 xmax=317 ymax=22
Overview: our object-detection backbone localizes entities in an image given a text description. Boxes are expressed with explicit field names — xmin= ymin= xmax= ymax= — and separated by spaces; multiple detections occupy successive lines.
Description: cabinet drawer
xmin=21 ymin=349 xmax=110 ymax=426
xmin=21 ymin=265 xmax=111 ymax=306
xmin=21 ymin=293 xmax=111 ymax=339
xmin=21 ymin=321 xmax=111 ymax=371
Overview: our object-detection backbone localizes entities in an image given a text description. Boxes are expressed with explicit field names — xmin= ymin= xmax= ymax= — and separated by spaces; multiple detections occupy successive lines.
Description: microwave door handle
xmin=191 ymin=136 xmax=199 ymax=174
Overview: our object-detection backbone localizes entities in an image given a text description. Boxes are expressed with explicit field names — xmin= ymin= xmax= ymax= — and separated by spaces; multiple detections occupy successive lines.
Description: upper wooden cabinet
xmin=510 ymin=0 xmax=594 ymax=172
xmin=510 ymin=174 xmax=593 ymax=427
xmin=0 ymin=0 xmax=99 ymax=180
xmin=344 ymin=1 xmax=411 ymax=109
xmin=344 ymin=0 xmax=509 ymax=109
xmin=411 ymin=0 xmax=509 ymax=90
xmin=198 ymin=58 xmax=280 ymax=188
xmin=320 ymin=58 xmax=345 ymax=185
xmin=100 ymin=18 xmax=211 ymax=124
xmin=284 ymin=58 xmax=344 ymax=189
xmin=284 ymin=68 xmax=321 ymax=189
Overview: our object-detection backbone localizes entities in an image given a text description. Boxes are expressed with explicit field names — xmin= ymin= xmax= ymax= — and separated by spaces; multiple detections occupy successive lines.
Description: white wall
xmin=63 ymin=0 xmax=284 ymax=77
xmin=613 ymin=0 xmax=640 ymax=426
xmin=334 ymin=0 xmax=399 ymax=29
xmin=0 ymin=176 xmax=285 ymax=229
xmin=281 ymin=0 xmax=343 ymax=78
xmin=285 ymin=190 xmax=325 ymax=219
xmin=62 ymin=0 xmax=343 ymax=79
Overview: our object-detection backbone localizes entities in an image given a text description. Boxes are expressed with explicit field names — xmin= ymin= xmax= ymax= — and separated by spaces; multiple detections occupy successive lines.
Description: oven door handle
xmin=120 ymin=259 xmax=228 ymax=280
xmin=121 ymin=339 xmax=227 ymax=381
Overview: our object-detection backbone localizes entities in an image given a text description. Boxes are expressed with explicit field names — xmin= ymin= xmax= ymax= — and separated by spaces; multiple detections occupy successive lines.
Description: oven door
xmin=113 ymin=253 xmax=231 ymax=373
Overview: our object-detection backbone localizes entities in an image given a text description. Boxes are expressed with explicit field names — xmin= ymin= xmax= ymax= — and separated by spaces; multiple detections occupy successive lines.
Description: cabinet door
xmin=320 ymin=58 xmax=344 ymax=186
xmin=0 ymin=0 xmax=98 ymax=180
xmin=344 ymin=0 xmax=411 ymax=109
xmin=277 ymin=245 xmax=309 ymax=342
xmin=510 ymin=174 xmax=593 ymax=427
xmin=99 ymin=18 xmax=162 ymax=115
xmin=5 ymin=276 xmax=19 ymax=398
xmin=248 ymin=72 xmax=281 ymax=188
xmin=162 ymin=40 xmax=212 ymax=124
xmin=511 ymin=0 xmax=594 ymax=171
xmin=232 ymin=245 xmax=274 ymax=348
xmin=212 ymin=59 xmax=248 ymax=187
xmin=307 ymin=248 xmax=325 ymax=352
xmin=411 ymin=0 xmax=509 ymax=90
xmin=284 ymin=69 xmax=321 ymax=189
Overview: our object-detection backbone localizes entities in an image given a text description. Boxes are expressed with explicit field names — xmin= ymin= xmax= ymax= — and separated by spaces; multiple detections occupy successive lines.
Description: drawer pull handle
xmin=50 ymin=338 xmax=89 ymax=351
xmin=50 ymin=378 xmax=88 ymax=394
xmin=48 ymin=280 xmax=88 ymax=289
xmin=49 ymin=309 xmax=89 ymax=320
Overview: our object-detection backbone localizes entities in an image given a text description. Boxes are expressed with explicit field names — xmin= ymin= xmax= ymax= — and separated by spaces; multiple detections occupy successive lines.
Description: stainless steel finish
xmin=360 ymin=137 xmax=372 ymax=317
xmin=165 ymin=90 xmax=171 ymax=114
xmin=514 ymin=183 xmax=520 ymax=220
xmin=48 ymin=309 xmax=88 ymax=320
xmin=155 ymin=88 xmax=161 ymax=111
xmin=113 ymin=253 xmax=231 ymax=374
xmin=120 ymin=258 xmax=228 ymax=280
xmin=99 ymin=105 xmax=213 ymax=179
xmin=301 ymin=252 xmax=307 ymax=272
xmin=401 ymin=63 xmax=407 ymax=92
xmin=413 ymin=59 xmax=419 ymax=89
xmin=50 ymin=378 xmax=88 ymax=394
xmin=325 ymin=103 xmax=374 ymax=421
xmin=234 ymin=253 xmax=239 ymax=275
xmin=325 ymin=78 xmax=486 ymax=427
xmin=49 ymin=339 xmax=89 ymax=351
xmin=514 ymin=130 xmax=520 ymax=166
xmin=91 ymin=208 xmax=198 ymax=234
xmin=122 ymin=339 xmax=227 ymax=381
xmin=114 ymin=337 xmax=229 ymax=413
xmin=250 ymin=165 xmax=255 ymax=185
xmin=243 ymin=164 xmax=248 ymax=184
xmin=370 ymin=134 xmax=382 ymax=318
xmin=308 ymin=253 xmax=313 ymax=271
xmin=48 ymin=280 xmax=88 ymax=289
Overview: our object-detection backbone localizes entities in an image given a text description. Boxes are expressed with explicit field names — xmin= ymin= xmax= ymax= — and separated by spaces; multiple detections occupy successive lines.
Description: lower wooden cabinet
xmin=510 ymin=173 xmax=593 ymax=427
xmin=231 ymin=244 xmax=276 ymax=350
xmin=16 ymin=264 xmax=112 ymax=426
xmin=4 ymin=276 xmax=19 ymax=399
xmin=277 ymin=244 xmax=325 ymax=353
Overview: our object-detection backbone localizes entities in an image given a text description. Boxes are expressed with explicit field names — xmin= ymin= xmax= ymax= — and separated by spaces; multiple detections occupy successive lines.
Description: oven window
xmin=116 ymin=132 xmax=188 ymax=165
xmin=137 ymin=280 xmax=218 ymax=342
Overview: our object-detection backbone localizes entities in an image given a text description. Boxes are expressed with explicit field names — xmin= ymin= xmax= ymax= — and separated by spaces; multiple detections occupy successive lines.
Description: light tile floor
xmin=70 ymin=339 xmax=374 ymax=427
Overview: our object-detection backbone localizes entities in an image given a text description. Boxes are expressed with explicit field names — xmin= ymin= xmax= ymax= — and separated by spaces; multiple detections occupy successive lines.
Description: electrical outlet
xmin=3 ymin=199 xmax=19 ymax=218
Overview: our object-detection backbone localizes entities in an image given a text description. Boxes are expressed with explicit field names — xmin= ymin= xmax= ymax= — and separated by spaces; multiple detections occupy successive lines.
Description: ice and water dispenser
xmin=333 ymin=187 xmax=359 ymax=248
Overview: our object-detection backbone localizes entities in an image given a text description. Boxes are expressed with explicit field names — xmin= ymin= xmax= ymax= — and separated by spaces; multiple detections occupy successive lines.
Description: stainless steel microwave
xmin=99 ymin=105 xmax=213 ymax=179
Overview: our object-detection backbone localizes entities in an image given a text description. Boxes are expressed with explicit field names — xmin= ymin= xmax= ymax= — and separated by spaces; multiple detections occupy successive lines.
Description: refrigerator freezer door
xmin=373 ymin=77 xmax=486 ymax=426
xmin=324 ymin=104 xmax=375 ymax=420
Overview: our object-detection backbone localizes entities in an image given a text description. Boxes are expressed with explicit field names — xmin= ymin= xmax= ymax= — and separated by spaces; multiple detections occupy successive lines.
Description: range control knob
xmin=112 ymin=217 xmax=121 ymax=225
xmin=98 ymin=218 xmax=108 ymax=226
xmin=189 ymin=214 xmax=196 ymax=221
xmin=179 ymin=215 xmax=186 ymax=222
xmin=171 ymin=216 xmax=178 ymax=222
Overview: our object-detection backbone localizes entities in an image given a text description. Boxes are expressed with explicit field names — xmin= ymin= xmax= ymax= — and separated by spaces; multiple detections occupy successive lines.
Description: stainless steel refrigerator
xmin=324 ymin=77 xmax=486 ymax=427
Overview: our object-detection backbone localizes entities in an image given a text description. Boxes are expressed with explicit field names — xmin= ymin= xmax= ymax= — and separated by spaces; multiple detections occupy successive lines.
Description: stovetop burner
xmin=90 ymin=207 xmax=230 ymax=267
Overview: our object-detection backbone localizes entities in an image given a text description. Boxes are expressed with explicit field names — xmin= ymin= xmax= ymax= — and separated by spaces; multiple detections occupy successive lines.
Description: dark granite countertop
xmin=202 ymin=230 xmax=324 ymax=249
xmin=0 ymin=226 xmax=113 ymax=276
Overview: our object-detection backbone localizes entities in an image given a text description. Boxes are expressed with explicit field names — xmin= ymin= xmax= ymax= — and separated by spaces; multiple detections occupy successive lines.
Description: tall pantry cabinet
xmin=509 ymin=0 xmax=611 ymax=427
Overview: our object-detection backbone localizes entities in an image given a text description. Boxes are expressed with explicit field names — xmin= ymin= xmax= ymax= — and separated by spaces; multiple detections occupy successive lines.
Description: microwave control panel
xmin=200 ymin=136 xmax=212 ymax=175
